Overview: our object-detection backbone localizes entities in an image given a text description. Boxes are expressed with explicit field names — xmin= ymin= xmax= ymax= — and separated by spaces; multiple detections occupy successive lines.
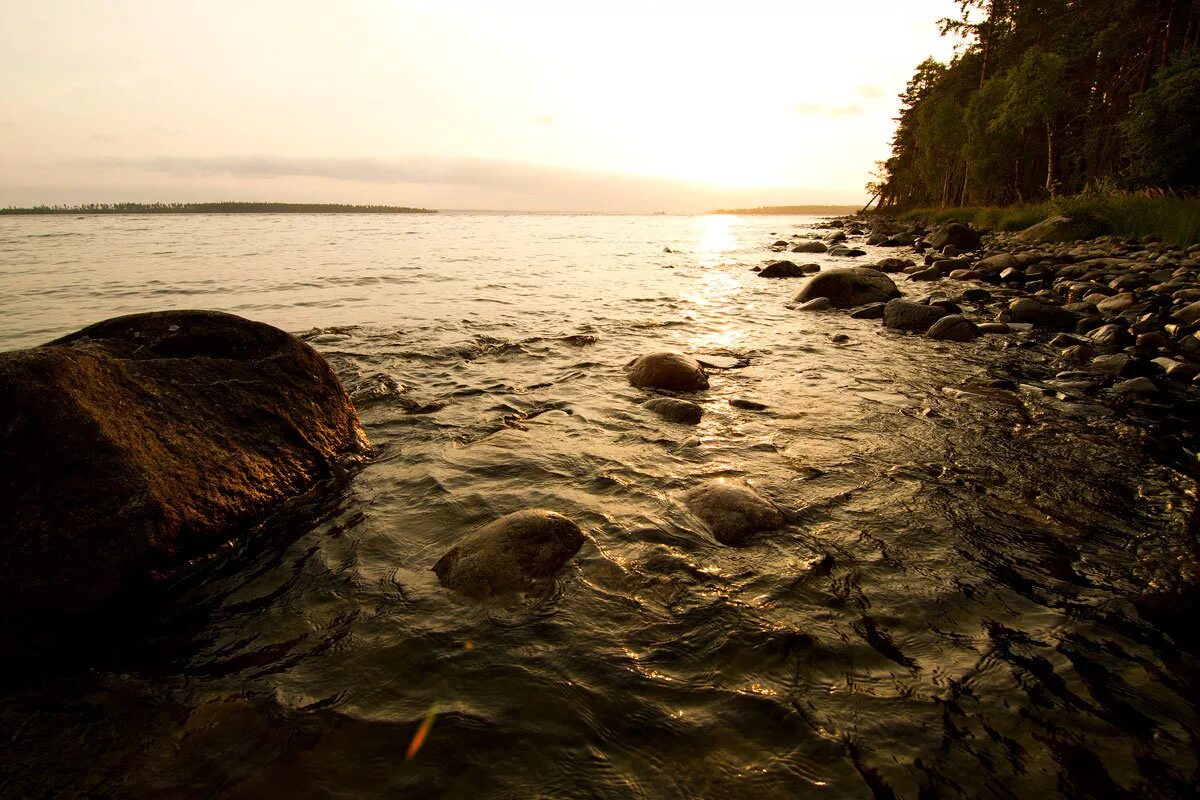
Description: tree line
xmin=0 ymin=202 xmax=437 ymax=215
xmin=874 ymin=0 xmax=1200 ymax=209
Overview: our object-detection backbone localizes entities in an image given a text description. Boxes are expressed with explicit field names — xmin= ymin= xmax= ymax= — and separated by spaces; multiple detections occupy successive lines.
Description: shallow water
xmin=1 ymin=213 xmax=1198 ymax=798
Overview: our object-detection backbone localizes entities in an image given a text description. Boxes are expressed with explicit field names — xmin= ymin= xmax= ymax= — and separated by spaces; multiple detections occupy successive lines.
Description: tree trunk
xmin=1045 ymin=123 xmax=1055 ymax=196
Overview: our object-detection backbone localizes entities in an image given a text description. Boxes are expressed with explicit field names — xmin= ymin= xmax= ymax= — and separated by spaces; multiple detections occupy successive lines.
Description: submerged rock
xmin=0 ymin=310 xmax=370 ymax=620
xmin=793 ymin=267 xmax=900 ymax=309
xmin=643 ymin=396 xmax=703 ymax=424
xmin=626 ymin=352 xmax=709 ymax=392
xmin=683 ymin=480 xmax=785 ymax=545
xmin=432 ymin=509 xmax=585 ymax=597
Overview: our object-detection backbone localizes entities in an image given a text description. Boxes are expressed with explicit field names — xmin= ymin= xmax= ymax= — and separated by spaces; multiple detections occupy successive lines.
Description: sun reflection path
xmin=680 ymin=217 xmax=747 ymax=350
xmin=695 ymin=214 xmax=737 ymax=268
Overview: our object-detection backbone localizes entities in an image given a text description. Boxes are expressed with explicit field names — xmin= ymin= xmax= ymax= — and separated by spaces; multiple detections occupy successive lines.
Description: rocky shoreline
xmin=6 ymin=216 xmax=1200 ymax=647
xmin=758 ymin=214 xmax=1200 ymax=408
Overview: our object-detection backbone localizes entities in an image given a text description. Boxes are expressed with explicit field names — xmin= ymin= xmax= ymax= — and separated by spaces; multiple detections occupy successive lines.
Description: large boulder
xmin=929 ymin=223 xmax=982 ymax=252
xmin=883 ymin=299 xmax=951 ymax=333
xmin=0 ymin=310 xmax=370 ymax=620
xmin=790 ymin=241 xmax=828 ymax=254
xmin=625 ymin=352 xmax=709 ymax=392
xmin=792 ymin=267 xmax=900 ymax=309
xmin=1017 ymin=215 xmax=1099 ymax=244
xmin=432 ymin=510 xmax=584 ymax=597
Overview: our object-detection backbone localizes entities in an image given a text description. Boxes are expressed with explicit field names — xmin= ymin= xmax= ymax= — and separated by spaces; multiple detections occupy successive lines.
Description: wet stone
xmin=626 ymin=352 xmax=709 ymax=392
xmin=643 ymin=397 xmax=703 ymax=424
xmin=926 ymin=315 xmax=980 ymax=342
xmin=884 ymin=299 xmax=950 ymax=333
xmin=432 ymin=509 xmax=585 ymax=598
xmin=682 ymin=480 xmax=785 ymax=546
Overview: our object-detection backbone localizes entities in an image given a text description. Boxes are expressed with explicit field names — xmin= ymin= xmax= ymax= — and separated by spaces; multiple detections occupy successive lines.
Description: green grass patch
xmin=894 ymin=196 xmax=1200 ymax=246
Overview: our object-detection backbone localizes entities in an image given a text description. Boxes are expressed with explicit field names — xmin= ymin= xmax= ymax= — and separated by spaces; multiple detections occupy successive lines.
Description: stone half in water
xmin=792 ymin=267 xmax=900 ymax=309
xmin=432 ymin=509 xmax=585 ymax=598
xmin=0 ymin=309 xmax=370 ymax=623
xmin=625 ymin=352 xmax=709 ymax=392
xmin=682 ymin=480 xmax=785 ymax=546
xmin=642 ymin=396 xmax=704 ymax=424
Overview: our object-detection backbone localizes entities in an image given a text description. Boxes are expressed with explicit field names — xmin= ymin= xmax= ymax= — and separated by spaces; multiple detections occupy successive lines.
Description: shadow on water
xmin=2 ymin=214 xmax=1199 ymax=798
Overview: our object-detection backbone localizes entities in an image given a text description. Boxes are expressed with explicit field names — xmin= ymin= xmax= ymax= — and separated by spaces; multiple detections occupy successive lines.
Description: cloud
xmin=793 ymin=102 xmax=862 ymax=118
xmin=857 ymin=84 xmax=886 ymax=98
xmin=534 ymin=115 xmax=555 ymax=126
xmin=82 ymin=153 xmax=852 ymax=211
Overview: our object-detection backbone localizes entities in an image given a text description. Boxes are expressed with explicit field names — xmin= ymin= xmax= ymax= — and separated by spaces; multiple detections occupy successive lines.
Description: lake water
xmin=1 ymin=213 xmax=1197 ymax=798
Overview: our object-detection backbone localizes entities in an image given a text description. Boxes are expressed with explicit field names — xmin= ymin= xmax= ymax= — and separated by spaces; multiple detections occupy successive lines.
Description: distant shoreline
xmin=0 ymin=202 xmax=437 ymax=215
xmin=708 ymin=205 xmax=862 ymax=215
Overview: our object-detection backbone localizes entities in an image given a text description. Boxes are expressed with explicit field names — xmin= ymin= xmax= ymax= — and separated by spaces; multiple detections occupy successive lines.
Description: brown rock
xmin=433 ymin=510 xmax=584 ymax=597
xmin=682 ymin=480 xmax=784 ymax=545
xmin=792 ymin=267 xmax=900 ymax=309
xmin=0 ymin=310 xmax=370 ymax=619
xmin=625 ymin=352 xmax=709 ymax=392
xmin=643 ymin=397 xmax=703 ymax=424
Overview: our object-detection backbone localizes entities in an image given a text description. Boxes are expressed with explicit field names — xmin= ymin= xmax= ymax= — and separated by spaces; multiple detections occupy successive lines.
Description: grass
xmin=894 ymin=196 xmax=1200 ymax=246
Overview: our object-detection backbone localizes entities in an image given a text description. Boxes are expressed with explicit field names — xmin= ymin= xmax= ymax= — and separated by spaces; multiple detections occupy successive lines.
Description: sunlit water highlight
xmin=0 ymin=213 xmax=1197 ymax=798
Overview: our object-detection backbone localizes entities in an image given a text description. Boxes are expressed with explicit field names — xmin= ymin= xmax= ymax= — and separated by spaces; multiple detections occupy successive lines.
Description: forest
xmin=0 ymin=202 xmax=436 ymax=215
xmin=874 ymin=0 xmax=1200 ymax=209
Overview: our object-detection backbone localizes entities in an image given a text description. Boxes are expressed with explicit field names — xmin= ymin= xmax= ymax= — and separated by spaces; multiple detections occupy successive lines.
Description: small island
xmin=0 ymin=202 xmax=437 ymax=215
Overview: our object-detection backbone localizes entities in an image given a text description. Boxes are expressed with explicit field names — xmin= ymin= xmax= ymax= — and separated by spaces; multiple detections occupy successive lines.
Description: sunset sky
xmin=1 ymin=0 xmax=961 ymax=212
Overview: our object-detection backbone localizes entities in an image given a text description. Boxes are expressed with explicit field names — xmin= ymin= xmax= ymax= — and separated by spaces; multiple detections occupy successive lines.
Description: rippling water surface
xmin=1 ymin=213 xmax=1198 ymax=798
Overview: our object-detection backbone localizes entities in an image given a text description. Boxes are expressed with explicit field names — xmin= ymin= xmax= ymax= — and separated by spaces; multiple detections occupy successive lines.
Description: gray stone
xmin=797 ymin=297 xmax=833 ymax=311
xmin=1007 ymin=298 xmax=1078 ymax=330
xmin=682 ymin=480 xmax=785 ymax=546
xmin=1017 ymin=216 xmax=1098 ymax=244
xmin=975 ymin=253 xmax=1020 ymax=273
xmin=791 ymin=241 xmax=828 ymax=254
xmin=643 ymin=397 xmax=703 ymax=424
xmin=433 ymin=510 xmax=585 ymax=597
xmin=758 ymin=260 xmax=805 ymax=278
xmin=1173 ymin=300 xmax=1200 ymax=325
xmin=926 ymin=315 xmax=980 ymax=341
xmin=884 ymin=299 xmax=950 ymax=333
xmin=930 ymin=223 xmax=982 ymax=252
xmin=874 ymin=257 xmax=911 ymax=273
xmin=793 ymin=267 xmax=900 ymax=309
xmin=1112 ymin=377 xmax=1159 ymax=394
xmin=1090 ymin=353 xmax=1132 ymax=375
xmin=850 ymin=302 xmax=886 ymax=320
xmin=1089 ymin=324 xmax=1131 ymax=350
xmin=626 ymin=352 xmax=709 ymax=391
xmin=1096 ymin=292 xmax=1136 ymax=316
